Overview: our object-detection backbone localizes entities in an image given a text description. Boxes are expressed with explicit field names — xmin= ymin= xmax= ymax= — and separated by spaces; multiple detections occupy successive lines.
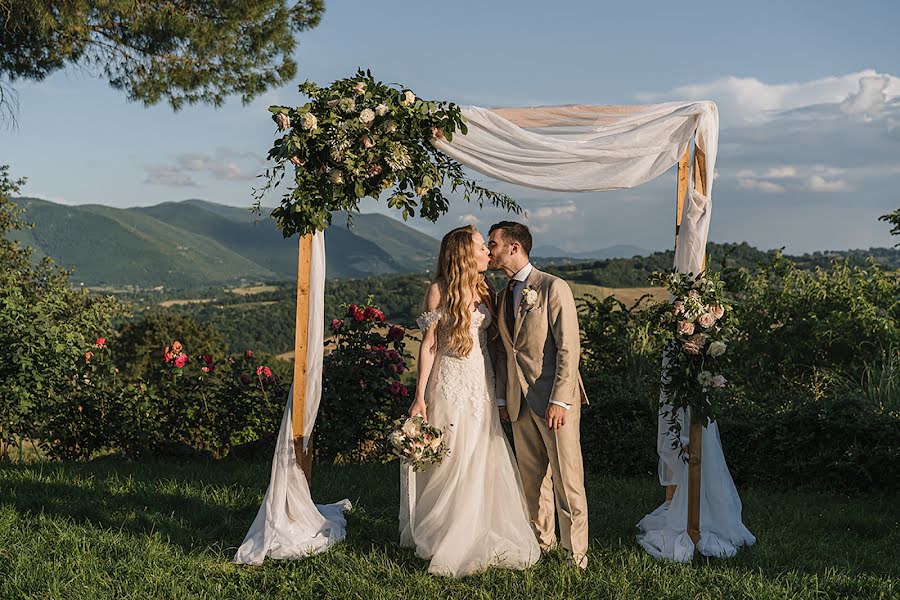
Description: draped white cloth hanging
xmin=240 ymin=99 xmax=752 ymax=565
xmin=233 ymin=231 xmax=351 ymax=565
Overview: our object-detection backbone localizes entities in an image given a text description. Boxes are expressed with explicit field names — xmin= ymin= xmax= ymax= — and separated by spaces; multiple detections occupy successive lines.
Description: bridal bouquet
xmin=651 ymin=269 xmax=736 ymax=450
xmin=388 ymin=415 xmax=449 ymax=471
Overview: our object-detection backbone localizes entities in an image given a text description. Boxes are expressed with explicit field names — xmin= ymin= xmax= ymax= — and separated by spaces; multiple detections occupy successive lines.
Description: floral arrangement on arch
xmin=651 ymin=269 xmax=735 ymax=452
xmin=255 ymin=69 xmax=521 ymax=237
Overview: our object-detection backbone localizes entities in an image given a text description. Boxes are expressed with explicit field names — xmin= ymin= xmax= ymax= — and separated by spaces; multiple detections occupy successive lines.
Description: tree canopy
xmin=0 ymin=0 xmax=325 ymax=120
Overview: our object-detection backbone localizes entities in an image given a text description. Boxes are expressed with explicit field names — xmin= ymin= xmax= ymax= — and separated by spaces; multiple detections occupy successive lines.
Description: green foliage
xmin=880 ymin=208 xmax=900 ymax=247
xmin=577 ymin=252 xmax=900 ymax=492
xmin=315 ymin=301 xmax=412 ymax=463
xmin=722 ymin=253 xmax=900 ymax=388
xmin=0 ymin=166 xmax=122 ymax=459
xmin=113 ymin=310 xmax=229 ymax=382
xmin=257 ymin=70 xmax=521 ymax=237
xmin=0 ymin=1 xmax=325 ymax=113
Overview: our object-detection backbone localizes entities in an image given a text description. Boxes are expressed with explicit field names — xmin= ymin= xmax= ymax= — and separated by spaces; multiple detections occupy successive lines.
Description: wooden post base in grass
xmin=292 ymin=234 xmax=314 ymax=486
xmin=686 ymin=419 xmax=703 ymax=547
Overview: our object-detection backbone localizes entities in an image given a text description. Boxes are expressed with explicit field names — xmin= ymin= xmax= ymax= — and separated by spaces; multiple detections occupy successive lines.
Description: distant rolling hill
xmin=532 ymin=244 xmax=649 ymax=260
xmin=11 ymin=198 xmax=440 ymax=287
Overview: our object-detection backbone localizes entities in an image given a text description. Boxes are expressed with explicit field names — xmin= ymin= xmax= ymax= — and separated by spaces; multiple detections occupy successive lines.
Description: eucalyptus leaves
xmin=256 ymin=69 xmax=521 ymax=237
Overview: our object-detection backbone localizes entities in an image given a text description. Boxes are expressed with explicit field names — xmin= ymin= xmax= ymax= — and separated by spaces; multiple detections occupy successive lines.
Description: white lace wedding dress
xmin=399 ymin=303 xmax=540 ymax=577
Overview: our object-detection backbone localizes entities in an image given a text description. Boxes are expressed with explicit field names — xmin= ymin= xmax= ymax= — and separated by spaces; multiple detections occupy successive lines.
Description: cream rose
xmin=359 ymin=108 xmax=375 ymax=125
xmin=708 ymin=340 xmax=727 ymax=357
xmin=401 ymin=90 xmax=416 ymax=105
xmin=353 ymin=81 xmax=366 ymax=95
xmin=401 ymin=419 xmax=420 ymax=437
xmin=710 ymin=305 xmax=725 ymax=319
xmin=375 ymin=103 xmax=389 ymax=116
xmin=383 ymin=120 xmax=398 ymax=134
xmin=698 ymin=312 xmax=716 ymax=329
xmin=300 ymin=112 xmax=318 ymax=131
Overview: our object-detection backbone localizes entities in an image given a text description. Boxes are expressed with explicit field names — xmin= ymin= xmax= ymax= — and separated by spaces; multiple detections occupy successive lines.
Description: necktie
xmin=505 ymin=278 xmax=516 ymax=331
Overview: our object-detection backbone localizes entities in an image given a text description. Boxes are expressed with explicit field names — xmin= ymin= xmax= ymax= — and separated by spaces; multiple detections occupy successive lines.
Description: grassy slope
xmin=0 ymin=460 xmax=896 ymax=599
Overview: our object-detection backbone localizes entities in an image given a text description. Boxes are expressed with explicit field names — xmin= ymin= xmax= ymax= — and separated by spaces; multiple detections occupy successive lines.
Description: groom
xmin=488 ymin=221 xmax=590 ymax=569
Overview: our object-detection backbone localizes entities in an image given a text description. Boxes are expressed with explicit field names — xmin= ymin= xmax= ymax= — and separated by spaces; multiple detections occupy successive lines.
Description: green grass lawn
xmin=0 ymin=460 xmax=897 ymax=599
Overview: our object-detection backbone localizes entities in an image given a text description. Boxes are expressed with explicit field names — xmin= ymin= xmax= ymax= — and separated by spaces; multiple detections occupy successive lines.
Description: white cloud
xmin=144 ymin=166 xmax=198 ymax=188
xmin=528 ymin=201 xmax=578 ymax=219
xmin=737 ymin=178 xmax=786 ymax=194
xmin=637 ymin=70 xmax=900 ymax=125
xmin=806 ymin=175 xmax=852 ymax=192
xmin=766 ymin=166 xmax=798 ymax=179
xmin=459 ymin=213 xmax=480 ymax=224
xmin=841 ymin=75 xmax=893 ymax=120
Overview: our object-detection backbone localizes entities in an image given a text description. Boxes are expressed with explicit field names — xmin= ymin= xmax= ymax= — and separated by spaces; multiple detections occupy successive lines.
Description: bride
xmin=399 ymin=225 xmax=540 ymax=577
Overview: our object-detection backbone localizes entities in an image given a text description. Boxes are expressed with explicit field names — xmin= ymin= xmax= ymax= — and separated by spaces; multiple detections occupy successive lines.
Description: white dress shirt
xmin=497 ymin=263 xmax=570 ymax=412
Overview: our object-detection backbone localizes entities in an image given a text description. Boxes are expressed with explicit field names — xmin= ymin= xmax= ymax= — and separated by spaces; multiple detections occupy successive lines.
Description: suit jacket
xmin=496 ymin=267 xmax=589 ymax=421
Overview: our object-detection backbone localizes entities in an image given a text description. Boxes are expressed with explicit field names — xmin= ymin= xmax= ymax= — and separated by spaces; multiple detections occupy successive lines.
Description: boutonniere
xmin=521 ymin=284 xmax=540 ymax=312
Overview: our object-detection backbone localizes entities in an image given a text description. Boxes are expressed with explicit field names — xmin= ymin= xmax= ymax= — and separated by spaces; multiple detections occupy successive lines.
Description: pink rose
xmin=174 ymin=353 xmax=188 ymax=368
xmin=172 ymin=341 xmax=183 ymax=353
xmin=263 ymin=367 xmax=272 ymax=378
xmin=673 ymin=301 xmax=684 ymax=315
xmin=677 ymin=320 xmax=695 ymax=336
xmin=698 ymin=313 xmax=716 ymax=329
xmin=331 ymin=319 xmax=344 ymax=332
xmin=430 ymin=126 xmax=445 ymax=140
xmin=400 ymin=384 xmax=409 ymax=397
xmin=275 ymin=112 xmax=290 ymax=131
xmin=244 ymin=348 xmax=254 ymax=359
xmin=368 ymin=164 xmax=383 ymax=178
xmin=201 ymin=366 xmax=210 ymax=373
xmin=710 ymin=305 xmax=725 ymax=319
xmin=290 ymin=156 xmax=305 ymax=167
xmin=95 ymin=337 xmax=107 ymax=348
xmin=361 ymin=135 xmax=375 ymax=149
xmin=711 ymin=374 xmax=727 ymax=389
xmin=389 ymin=381 xmax=402 ymax=395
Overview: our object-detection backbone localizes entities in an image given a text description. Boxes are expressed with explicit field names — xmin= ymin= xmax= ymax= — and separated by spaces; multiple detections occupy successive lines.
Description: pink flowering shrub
xmin=316 ymin=301 xmax=412 ymax=463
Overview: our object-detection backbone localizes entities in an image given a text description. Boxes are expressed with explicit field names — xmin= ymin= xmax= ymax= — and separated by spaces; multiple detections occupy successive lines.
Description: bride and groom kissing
xmin=399 ymin=221 xmax=589 ymax=577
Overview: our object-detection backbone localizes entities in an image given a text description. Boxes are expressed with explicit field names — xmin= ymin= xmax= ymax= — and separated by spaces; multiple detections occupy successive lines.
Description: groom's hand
xmin=546 ymin=404 xmax=567 ymax=430
xmin=498 ymin=407 xmax=510 ymax=422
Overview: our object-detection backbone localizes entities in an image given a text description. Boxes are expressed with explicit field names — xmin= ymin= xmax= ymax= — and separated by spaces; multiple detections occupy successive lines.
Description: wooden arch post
xmin=292 ymin=234 xmax=315 ymax=485
xmin=672 ymin=141 xmax=708 ymax=551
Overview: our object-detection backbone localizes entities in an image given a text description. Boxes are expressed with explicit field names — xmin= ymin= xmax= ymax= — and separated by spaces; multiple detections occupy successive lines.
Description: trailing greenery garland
xmin=255 ymin=69 xmax=521 ymax=237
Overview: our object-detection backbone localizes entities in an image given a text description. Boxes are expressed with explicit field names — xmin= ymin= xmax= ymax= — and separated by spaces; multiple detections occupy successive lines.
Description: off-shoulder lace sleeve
xmin=416 ymin=309 xmax=443 ymax=332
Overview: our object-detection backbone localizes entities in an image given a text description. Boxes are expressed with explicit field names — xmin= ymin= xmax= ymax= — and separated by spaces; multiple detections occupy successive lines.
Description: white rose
xmin=300 ymin=113 xmax=318 ymax=131
xmin=708 ymin=340 xmax=727 ymax=357
xmin=375 ymin=103 xmax=389 ymax=116
xmin=359 ymin=108 xmax=375 ymax=125
xmin=401 ymin=90 xmax=416 ymax=105
xmin=697 ymin=371 xmax=714 ymax=387
xmin=524 ymin=289 xmax=538 ymax=305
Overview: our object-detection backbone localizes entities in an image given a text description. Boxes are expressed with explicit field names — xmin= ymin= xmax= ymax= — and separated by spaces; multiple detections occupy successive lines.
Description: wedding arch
xmin=233 ymin=72 xmax=755 ymax=565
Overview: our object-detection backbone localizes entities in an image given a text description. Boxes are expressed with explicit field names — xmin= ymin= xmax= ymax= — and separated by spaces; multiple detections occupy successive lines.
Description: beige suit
xmin=496 ymin=267 xmax=589 ymax=567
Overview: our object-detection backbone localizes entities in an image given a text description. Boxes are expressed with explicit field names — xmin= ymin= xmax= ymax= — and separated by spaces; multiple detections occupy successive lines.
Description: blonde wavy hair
xmin=434 ymin=225 xmax=495 ymax=356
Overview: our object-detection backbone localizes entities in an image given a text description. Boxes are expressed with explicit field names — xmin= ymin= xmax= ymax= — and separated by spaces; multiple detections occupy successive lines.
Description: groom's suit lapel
xmin=513 ymin=268 xmax=543 ymax=344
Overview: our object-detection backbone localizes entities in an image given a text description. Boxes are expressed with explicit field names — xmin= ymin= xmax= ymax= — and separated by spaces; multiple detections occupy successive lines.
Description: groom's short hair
xmin=489 ymin=221 xmax=532 ymax=256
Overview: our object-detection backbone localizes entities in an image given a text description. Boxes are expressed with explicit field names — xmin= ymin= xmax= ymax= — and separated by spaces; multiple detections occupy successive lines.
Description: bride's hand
xmin=408 ymin=398 xmax=427 ymax=420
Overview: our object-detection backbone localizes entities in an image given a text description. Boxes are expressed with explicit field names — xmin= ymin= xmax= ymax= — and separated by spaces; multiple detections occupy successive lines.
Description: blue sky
xmin=5 ymin=0 xmax=900 ymax=253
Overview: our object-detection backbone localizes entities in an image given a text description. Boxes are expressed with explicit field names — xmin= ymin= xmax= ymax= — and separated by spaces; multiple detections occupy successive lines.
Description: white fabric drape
xmin=234 ymin=231 xmax=351 ymax=565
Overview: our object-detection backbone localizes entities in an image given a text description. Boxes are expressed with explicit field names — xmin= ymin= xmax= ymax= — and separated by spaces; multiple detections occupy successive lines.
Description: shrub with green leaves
xmin=315 ymin=301 xmax=412 ymax=463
